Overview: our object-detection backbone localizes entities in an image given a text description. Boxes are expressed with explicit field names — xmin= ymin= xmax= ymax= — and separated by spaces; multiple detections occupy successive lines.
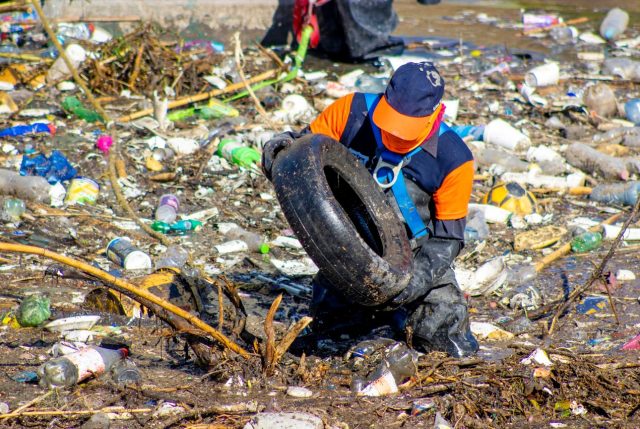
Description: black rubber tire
xmin=271 ymin=133 xmax=413 ymax=306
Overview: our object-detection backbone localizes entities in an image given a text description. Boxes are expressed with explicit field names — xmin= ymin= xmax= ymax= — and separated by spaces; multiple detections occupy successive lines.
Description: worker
xmin=262 ymin=62 xmax=478 ymax=358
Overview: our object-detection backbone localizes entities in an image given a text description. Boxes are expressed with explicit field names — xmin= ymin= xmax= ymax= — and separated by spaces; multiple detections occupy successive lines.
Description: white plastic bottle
xmin=46 ymin=44 xmax=87 ymax=83
xmin=600 ymin=8 xmax=629 ymax=40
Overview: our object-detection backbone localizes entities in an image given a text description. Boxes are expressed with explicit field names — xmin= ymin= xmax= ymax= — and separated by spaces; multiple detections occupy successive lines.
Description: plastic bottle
xmin=37 ymin=346 xmax=128 ymax=388
xmin=224 ymin=225 xmax=270 ymax=254
xmin=599 ymin=8 xmax=629 ymax=40
xmin=2 ymin=198 xmax=25 ymax=221
xmin=571 ymin=231 xmax=603 ymax=253
xmin=625 ymin=100 xmax=640 ymax=125
xmin=56 ymin=23 xmax=93 ymax=42
xmin=155 ymin=194 xmax=179 ymax=224
xmin=549 ymin=26 xmax=577 ymax=43
xmin=464 ymin=209 xmax=489 ymax=241
xmin=354 ymin=342 xmax=419 ymax=396
xmin=450 ymin=125 xmax=485 ymax=141
xmin=590 ymin=181 xmax=640 ymax=206
xmin=217 ymin=138 xmax=261 ymax=169
xmin=602 ymin=58 xmax=640 ymax=81
xmin=169 ymin=220 xmax=203 ymax=235
xmin=110 ymin=358 xmax=141 ymax=385
xmin=46 ymin=44 xmax=86 ymax=83
xmin=0 ymin=169 xmax=51 ymax=203
xmin=474 ymin=148 xmax=529 ymax=173
xmin=155 ymin=245 xmax=189 ymax=270
xmin=564 ymin=142 xmax=628 ymax=181
xmin=106 ymin=237 xmax=152 ymax=270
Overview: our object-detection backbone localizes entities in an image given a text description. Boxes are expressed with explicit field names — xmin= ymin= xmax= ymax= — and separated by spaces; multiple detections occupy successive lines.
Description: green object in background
xmin=61 ymin=97 xmax=104 ymax=123
xmin=151 ymin=221 xmax=171 ymax=234
xmin=16 ymin=295 xmax=51 ymax=327
xmin=570 ymin=231 xmax=603 ymax=253
xmin=217 ymin=138 xmax=261 ymax=170
xmin=170 ymin=220 xmax=203 ymax=234
xmin=167 ymin=98 xmax=239 ymax=122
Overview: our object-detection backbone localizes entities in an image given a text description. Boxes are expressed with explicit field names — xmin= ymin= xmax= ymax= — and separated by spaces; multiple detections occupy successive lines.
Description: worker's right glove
xmin=261 ymin=135 xmax=293 ymax=181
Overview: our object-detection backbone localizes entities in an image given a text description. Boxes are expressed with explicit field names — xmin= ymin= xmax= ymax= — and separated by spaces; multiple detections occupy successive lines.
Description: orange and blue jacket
xmin=288 ymin=92 xmax=474 ymax=242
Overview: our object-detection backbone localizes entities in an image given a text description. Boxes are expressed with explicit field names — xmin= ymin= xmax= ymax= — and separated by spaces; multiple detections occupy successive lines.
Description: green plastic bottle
xmin=170 ymin=220 xmax=203 ymax=235
xmin=217 ymin=138 xmax=261 ymax=170
xmin=61 ymin=97 xmax=104 ymax=123
xmin=570 ymin=231 xmax=603 ymax=253
xmin=151 ymin=221 xmax=171 ymax=234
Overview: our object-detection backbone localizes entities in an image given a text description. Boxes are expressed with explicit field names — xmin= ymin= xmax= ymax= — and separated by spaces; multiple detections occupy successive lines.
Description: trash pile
xmin=1 ymin=2 xmax=640 ymax=428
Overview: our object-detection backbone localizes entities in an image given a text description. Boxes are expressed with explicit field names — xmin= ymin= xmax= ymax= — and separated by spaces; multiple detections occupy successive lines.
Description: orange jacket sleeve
xmin=433 ymin=160 xmax=474 ymax=220
xmin=309 ymin=93 xmax=354 ymax=141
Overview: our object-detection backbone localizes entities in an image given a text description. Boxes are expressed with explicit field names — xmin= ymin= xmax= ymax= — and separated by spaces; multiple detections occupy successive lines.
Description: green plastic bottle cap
xmin=259 ymin=243 xmax=270 ymax=254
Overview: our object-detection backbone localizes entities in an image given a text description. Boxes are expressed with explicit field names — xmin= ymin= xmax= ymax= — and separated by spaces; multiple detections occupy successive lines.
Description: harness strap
xmin=363 ymin=93 xmax=429 ymax=239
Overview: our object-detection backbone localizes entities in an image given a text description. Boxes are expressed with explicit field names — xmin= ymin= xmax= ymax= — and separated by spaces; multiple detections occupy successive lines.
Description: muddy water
xmin=395 ymin=0 xmax=640 ymax=55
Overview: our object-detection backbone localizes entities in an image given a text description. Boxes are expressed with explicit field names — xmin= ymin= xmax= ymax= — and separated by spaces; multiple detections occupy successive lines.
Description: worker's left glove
xmin=389 ymin=238 xmax=462 ymax=307
xmin=261 ymin=135 xmax=293 ymax=181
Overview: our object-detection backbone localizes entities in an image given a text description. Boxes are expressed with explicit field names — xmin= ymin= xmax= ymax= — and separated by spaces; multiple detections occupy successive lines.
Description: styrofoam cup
xmin=525 ymin=62 xmax=560 ymax=87
xmin=483 ymin=119 xmax=531 ymax=151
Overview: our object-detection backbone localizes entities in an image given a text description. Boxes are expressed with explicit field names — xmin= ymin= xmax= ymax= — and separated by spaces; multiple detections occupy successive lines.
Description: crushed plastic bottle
xmin=352 ymin=341 xmax=419 ymax=397
xmin=464 ymin=209 xmax=489 ymax=241
xmin=37 ymin=346 xmax=129 ymax=388
xmin=0 ymin=169 xmax=51 ymax=203
xmin=599 ymin=8 xmax=629 ymax=40
xmin=571 ymin=231 xmax=603 ymax=253
xmin=20 ymin=150 xmax=77 ymax=184
xmin=155 ymin=245 xmax=189 ymax=270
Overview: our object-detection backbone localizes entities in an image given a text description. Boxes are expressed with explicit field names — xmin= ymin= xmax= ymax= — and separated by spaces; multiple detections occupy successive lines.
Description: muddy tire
xmin=271 ymin=134 xmax=413 ymax=306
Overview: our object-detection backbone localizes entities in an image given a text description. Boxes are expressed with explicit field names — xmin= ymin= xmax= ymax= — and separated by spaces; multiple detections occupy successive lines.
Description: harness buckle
xmin=372 ymin=157 xmax=404 ymax=189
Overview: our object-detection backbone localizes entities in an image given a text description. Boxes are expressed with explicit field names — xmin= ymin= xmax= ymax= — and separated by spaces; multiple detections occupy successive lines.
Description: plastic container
xmin=525 ymin=62 xmax=560 ymax=88
xmin=37 ymin=346 xmax=128 ymax=388
xmin=155 ymin=194 xmax=179 ymax=224
xmin=571 ymin=231 xmax=603 ymax=253
xmin=155 ymin=245 xmax=189 ymax=270
xmin=65 ymin=177 xmax=99 ymax=206
xmin=483 ymin=119 xmax=531 ymax=151
xmin=224 ymin=225 xmax=270 ymax=254
xmin=0 ymin=169 xmax=51 ymax=203
xmin=46 ymin=44 xmax=86 ymax=83
xmin=106 ymin=237 xmax=152 ymax=270
xmin=110 ymin=358 xmax=141 ymax=385
xmin=217 ymin=138 xmax=261 ymax=169
xmin=599 ymin=8 xmax=629 ymax=40
xmin=2 ymin=198 xmax=25 ymax=221
xmin=625 ymin=99 xmax=640 ymax=125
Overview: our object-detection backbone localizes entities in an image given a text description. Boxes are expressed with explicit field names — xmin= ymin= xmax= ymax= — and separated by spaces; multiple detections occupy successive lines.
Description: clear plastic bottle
xmin=603 ymin=58 xmax=640 ymax=81
xmin=155 ymin=194 xmax=179 ymax=224
xmin=110 ymin=358 xmax=141 ymax=385
xmin=590 ymin=181 xmax=640 ymax=206
xmin=224 ymin=225 xmax=270 ymax=254
xmin=56 ymin=23 xmax=93 ymax=42
xmin=549 ymin=26 xmax=577 ymax=44
xmin=464 ymin=209 xmax=489 ymax=241
xmin=583 ymin=83 xmax=618 ymax=118
xmin=155 ymin=245 xmax=189 ymax=270
xmin=570 ymin=231 xmax=603 ymax=253
xmin=38 ymin=346 xmax=128 ymax=388
xmin=46 ymin=44 xmax=86 ymax=83
xmin=599 ymin=8 xmax=629 ymax=40
xmin=2 ymin=198 xmax=25 ymax=221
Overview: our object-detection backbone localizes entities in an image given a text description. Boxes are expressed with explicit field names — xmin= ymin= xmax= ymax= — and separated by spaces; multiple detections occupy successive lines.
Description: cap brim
xmin=372 ymin=95 xmax=441 ymax=141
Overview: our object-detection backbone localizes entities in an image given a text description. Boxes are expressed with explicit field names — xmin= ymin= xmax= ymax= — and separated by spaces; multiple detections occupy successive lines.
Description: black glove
xmin=261 ymin=135 xmax=293 ymax=181
xmin=389 ymin=237 xmax=462 ymax=307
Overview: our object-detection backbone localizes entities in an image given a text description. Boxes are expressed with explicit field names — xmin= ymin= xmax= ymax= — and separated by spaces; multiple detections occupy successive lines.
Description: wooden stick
xmin=263 ymin=294 xmax=281 ymax=375
xmin=524 ymin=17 xmax=589 ymax=35
xmin=0 ymin=242 xmax=250 ymax=358
xmin=117 ymin=69 xmax=277 ymax=123
xmin=274 ymin=316 xmax=312 ymax=363
xmin=0 ymin=2 xmax=30 ymax=14
xmin=0 ymin=408 xmax=152 ymax=419
xmin=233 ymin=32 xmax=273 ymax=127
xmin=534 ymin=212 xmax=623 ymax=272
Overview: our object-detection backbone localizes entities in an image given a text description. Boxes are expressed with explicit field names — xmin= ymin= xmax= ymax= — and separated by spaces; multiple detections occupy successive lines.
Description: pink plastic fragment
xmin=622 ymin=333 xmax=640 ymax=350
xmin=96 ymin=135 xmax=113 ymax=154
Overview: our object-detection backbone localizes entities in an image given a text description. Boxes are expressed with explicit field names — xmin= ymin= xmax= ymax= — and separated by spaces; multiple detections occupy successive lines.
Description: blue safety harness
xmin=363 ymin=93 xmax=449 ymax=240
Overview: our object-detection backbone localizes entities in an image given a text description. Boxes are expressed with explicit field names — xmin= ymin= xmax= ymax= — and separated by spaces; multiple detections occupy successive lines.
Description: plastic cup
xmin=483 ymin=119 xmax=531 ymax=151
xmin=525 ymin=62 xmax=560 ymax=87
